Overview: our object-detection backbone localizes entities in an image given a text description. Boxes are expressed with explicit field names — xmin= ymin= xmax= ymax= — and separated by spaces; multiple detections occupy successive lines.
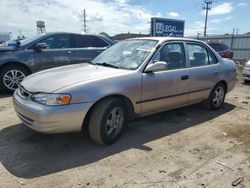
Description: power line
xmin=202 ymin=0 xmax=213 ymax=36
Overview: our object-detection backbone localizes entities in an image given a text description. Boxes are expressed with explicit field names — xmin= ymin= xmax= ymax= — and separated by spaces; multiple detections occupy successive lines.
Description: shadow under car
xmin=0 ymin=102 xmax=235 ymax=178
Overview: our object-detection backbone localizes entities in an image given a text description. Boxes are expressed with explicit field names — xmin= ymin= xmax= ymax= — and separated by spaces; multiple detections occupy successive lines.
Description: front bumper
xmin=243 ymin=67 xmax=250 ymax=81
xmin=13 ymin=90 xmax=93 ymax=134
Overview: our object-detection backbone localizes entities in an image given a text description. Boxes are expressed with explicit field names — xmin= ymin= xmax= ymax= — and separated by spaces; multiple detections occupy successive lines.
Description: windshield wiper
xmin=96 ymin=62 xmax=119 ymax=69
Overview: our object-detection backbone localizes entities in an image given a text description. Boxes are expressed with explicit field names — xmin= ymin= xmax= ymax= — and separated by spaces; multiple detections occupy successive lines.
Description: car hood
xmin=21 ymin=63 xmax=129 ymax=93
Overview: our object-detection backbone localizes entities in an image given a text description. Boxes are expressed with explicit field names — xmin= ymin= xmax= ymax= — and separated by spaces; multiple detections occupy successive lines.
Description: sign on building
xmin=151 ymin=17 xmax=185 ymax=37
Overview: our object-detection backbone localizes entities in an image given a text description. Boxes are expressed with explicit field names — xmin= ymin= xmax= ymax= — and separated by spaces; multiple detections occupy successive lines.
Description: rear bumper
xmin=13 ymin=90 xmax=93 ymax=134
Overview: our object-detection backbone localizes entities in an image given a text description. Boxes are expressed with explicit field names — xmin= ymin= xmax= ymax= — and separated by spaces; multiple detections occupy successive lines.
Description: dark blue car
xmin=0 ymin=32 xmax=115 ymax=93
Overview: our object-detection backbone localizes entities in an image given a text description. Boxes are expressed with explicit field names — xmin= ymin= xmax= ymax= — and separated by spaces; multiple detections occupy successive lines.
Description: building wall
xmin=198 ymin=34 xmax=250 ymax=60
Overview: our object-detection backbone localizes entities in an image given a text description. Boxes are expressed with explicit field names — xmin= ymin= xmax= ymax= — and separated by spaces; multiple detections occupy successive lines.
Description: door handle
xmin=181 ymin=75 xmax=189 ymax=80
xmin=97 ymin=50 xmax=103 ymax=53
xmin=214 ymin=72 xmax=219 ymax=74
xmin=67 ymin=51 xmax=72 ymax=54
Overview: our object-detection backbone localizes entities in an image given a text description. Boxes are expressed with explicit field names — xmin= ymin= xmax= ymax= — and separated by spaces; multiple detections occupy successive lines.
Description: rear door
xmin=141 ymin=42 xmax=190 ymax=114
xmin=186 ymin=42 xmax=220 ymax=103
xmin=70 ymin=35 xmax=110 ymax=64
xmin=33 ymin=34 xmax=73 ymax=71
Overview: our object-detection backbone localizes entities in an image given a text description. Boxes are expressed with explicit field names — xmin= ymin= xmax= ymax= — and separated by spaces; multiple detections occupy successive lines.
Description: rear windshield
xmin=209 ymin=43 xmax=229 ymax=52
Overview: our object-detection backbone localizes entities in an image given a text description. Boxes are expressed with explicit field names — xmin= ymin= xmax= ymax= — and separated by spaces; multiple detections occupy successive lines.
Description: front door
xmin=33 ymin=34 xmax=73 ymax=71
xmin=141 ymin=42 xmax=190 ymax=115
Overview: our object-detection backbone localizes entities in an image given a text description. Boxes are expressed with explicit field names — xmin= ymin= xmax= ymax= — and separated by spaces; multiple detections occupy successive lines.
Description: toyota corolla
xmin=13 ymin=37 xmax=236 ymax=145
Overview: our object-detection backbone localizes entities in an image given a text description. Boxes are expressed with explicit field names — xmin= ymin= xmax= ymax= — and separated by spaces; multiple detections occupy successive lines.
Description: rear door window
xmin=187 ymin=43 xmax=217 ymax=67
xmin=73 ymin=35 xmax=108 ymax=48
xmin=91 ymin=36 xmax=109 ymax=47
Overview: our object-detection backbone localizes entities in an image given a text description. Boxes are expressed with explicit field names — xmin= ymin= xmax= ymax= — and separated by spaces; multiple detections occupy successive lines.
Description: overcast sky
xmin=0 ymin=0 xmax=249 ymax=38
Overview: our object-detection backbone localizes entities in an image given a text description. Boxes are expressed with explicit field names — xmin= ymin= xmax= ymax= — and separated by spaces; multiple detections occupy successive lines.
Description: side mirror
xmin=145 ymin=61 xmax=167 ymax=72
xmin=34 ymin=43 xmax=48 ymax=51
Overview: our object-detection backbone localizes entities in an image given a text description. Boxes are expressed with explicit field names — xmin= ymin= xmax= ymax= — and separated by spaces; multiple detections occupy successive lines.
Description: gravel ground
xmin=0 ymin=67 xmax=249 ymax=188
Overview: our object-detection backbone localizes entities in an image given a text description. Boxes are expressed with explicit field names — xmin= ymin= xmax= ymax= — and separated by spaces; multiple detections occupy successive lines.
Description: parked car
xmin=243 ymin=60 xmax=250 ymax=83
xmin=0 ymin=32 xmax=115 ymax=93
xmin=207 ymin=41 xmax=233 ymax=59
xmin=13 ymin=37 xmax=236 ymax=145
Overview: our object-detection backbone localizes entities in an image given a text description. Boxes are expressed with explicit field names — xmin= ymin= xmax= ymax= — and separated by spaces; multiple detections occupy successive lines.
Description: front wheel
xmin=205 ymin=83 xmax=226 ymax=110
xmin=0 ymin=65 xmax=29 ymax=93
xmin=89 ymin=98 xmax=126 ymax=145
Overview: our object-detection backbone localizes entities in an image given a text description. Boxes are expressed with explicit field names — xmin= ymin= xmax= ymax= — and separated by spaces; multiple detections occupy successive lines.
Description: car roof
xmin=43 ymin=32 xmax=111 ymax=39
xmin=127 ymin=37 xmax=205 ymax=44
xmin=38 ymin=32 xmax=114 ymax=44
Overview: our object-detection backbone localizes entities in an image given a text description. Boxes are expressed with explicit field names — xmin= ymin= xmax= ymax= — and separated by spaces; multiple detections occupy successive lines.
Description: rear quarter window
xmin=209 ymin=43 xmax=229 ymax=52
xmin=209 ymin=44 xmax=220 ymax=52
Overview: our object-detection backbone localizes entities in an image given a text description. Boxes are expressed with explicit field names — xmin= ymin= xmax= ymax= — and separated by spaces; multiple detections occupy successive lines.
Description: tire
xmin=0 ymin=65 xmax=29 ymax=94
xmin=89 ymin=98 xmax=126 ymax=145
xmin=204 ymin=83 xmax=226 ymax=110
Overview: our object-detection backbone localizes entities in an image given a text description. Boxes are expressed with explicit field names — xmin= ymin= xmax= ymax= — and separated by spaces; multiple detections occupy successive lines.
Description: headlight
xmin=32 ymin=93 xmax=71 ymax=106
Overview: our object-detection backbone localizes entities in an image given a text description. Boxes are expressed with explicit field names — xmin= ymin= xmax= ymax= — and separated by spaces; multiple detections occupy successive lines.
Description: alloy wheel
xmin=105 ymin=107 xmax=124 ymax=137
xmin=3 ymin=70 xmax=25 ymax=90
xmin=212 ymin=86 xmax=225 ymax=108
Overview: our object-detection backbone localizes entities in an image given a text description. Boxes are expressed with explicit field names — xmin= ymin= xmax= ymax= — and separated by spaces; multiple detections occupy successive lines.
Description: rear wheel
xmin=205 ymin=83 xmax=226 ymax=110
xmin=0 ymin=65 xmax=29 ymax=93
xmin=89 ymin=98 xmax=126 ymax=145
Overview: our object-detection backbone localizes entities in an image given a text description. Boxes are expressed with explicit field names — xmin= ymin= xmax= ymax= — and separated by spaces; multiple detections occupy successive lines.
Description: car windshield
xmin=19 ymin=35 xmax=42 ymax=46
xmin=91 ymin=39 xmax=158 ymax=70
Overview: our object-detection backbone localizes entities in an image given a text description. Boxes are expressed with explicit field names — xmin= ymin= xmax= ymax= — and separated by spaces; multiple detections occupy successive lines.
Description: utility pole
xmin=83 ymin=9 xmax=86 ymax=33
xmin=80 ymin=9 xmax=87 ymax=33
xmin=202 ymin=0 xmax=213 ymax=36
xmin=231 ymin=28 xmax=235 ymax=49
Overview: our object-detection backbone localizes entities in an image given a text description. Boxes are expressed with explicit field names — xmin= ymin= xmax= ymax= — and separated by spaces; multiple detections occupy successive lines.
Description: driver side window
xmin=41 ymin=37 xmax=55 ymax=49
xmin=39 ymin=34 xmax=70 ymax=49
xmin=153 ymin=43 xmax=186 ymax=70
